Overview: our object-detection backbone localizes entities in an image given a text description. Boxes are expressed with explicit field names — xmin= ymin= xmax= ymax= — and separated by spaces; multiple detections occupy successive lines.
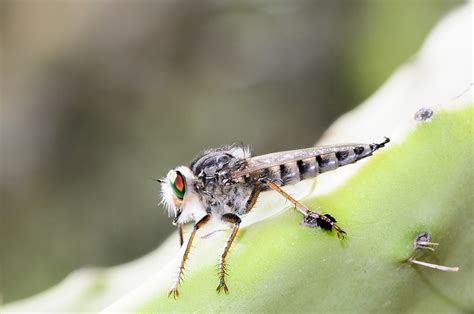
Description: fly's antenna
xmin=150 ymin=177 xmax=166 ymax=183
xmin=370 ymin=137 xmax=390 ymax=152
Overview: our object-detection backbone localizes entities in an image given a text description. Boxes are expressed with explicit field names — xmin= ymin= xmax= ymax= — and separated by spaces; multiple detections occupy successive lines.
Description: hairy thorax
xmin=190 ymin=145 xmax=257 ymax=216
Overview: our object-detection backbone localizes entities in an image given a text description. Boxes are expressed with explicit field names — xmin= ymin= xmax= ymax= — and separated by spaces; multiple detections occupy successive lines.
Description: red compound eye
xmin=174 ymin=173 xmax=184 ymax=192
xmin=168 ymin=170 xmax=186 ymax=199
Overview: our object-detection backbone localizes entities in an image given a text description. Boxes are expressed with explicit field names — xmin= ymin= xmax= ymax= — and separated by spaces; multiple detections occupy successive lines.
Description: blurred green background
xmin=0 ymin=0 xmax=462 ymax=303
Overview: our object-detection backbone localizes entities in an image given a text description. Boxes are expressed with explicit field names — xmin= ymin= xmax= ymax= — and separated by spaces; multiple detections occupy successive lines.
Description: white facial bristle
xmin=160 ymin=176 xmax=177 ymax=217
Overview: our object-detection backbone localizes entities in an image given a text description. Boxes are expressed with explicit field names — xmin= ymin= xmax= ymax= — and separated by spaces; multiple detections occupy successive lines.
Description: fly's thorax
xmin=187 ymin=144 xmax=255 ymax=215
xmin=160 ymin=166 xmax=207 ymax=224
xmin=191 ymin=144 xmax=249 ymax=178
xmin=194 ymin=179 xmax=256 ymax=216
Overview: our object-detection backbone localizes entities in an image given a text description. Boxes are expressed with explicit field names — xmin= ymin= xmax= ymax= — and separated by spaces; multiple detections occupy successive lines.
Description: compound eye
xmin=168 ymin=170 xmax=186 ymax=200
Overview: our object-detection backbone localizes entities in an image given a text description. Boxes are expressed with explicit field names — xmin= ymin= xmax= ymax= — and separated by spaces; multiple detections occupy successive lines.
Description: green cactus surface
xmin=3 ymin=101 xmax=472 ymax=314
xmin=137 ymin=104 xmax=472 ymax=313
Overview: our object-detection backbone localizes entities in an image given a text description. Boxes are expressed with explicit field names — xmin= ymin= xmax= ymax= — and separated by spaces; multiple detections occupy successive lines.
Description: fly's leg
xmin=244 ymin=183 xmax=262 ymax=213
xmin=168 ymin=214 xmax=210 ymax=299
xmin=216 ymin=213 xmax=241 ymax=294
xmin=178 ymin=223 xmax=184 ymax=247
xmin=264 ymin=180 xmax=346 ymax=239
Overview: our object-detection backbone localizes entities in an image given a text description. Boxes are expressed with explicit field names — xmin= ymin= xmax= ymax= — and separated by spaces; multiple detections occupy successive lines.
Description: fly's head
xmin=160 ymin=166 xmax=204 ymax=225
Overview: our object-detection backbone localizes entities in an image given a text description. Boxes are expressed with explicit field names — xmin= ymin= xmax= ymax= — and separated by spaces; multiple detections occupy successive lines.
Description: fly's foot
xmin=333 ymin=223 xmax=347 ymax=240
xmin=300 ymin=212 xmax=334 ymax=229
xmin=300 ymin=212 xmax=319 ymax=227
xmin=301 ymin=212 xmax=346 ymax=239
xmin=168 ymin=287 xmax=180 ymax=299
xmin=216 ymin=279 xmax=229 ymax=294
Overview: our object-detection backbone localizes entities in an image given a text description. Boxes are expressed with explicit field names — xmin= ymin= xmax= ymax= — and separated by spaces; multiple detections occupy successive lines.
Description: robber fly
xmin=159 ymin=137 xmax=390 ymax=298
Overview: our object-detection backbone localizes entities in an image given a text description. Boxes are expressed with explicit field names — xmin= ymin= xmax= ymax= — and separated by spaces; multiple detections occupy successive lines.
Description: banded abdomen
xmin=237 ymin=138 xmax=390 ymax=186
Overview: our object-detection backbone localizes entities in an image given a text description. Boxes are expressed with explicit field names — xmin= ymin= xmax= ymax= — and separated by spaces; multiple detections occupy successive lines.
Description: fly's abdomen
xmin=268 ymin=138 xmax=389 ymax=186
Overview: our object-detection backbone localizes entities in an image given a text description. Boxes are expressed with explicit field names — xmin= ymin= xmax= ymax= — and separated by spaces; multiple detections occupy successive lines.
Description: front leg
xmin=178 ymin=223 xmax=184 ymax=247
xmin=216 ymin=213 xmax=241 ymax=294
xmin=168 ymin=214 xmax=210 ymax=299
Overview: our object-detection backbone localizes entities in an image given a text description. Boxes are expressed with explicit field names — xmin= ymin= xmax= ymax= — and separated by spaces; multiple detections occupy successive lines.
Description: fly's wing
xmin=232 ymin=144 xmax=362 ymax=178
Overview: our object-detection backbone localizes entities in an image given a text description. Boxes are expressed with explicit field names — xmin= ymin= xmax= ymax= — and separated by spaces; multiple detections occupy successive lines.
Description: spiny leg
xmin=216 ymin=213 xmax=241 ymax=294
xmin=168 ymin=214 xmax=210 ymax=299
xmin=178 ymin=223 xmax=184 ymax=247
xmin=264 ymin=180 xmax=346 ymax=239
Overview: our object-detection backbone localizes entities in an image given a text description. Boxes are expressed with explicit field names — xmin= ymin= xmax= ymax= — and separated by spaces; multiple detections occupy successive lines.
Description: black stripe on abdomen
xmin=279 ymin=163 xmax=300 ymax=184
xmin=297 ymin=158 xmax=318 ymax=180
xmin=316 ymin=153 xmax=338 ymax=173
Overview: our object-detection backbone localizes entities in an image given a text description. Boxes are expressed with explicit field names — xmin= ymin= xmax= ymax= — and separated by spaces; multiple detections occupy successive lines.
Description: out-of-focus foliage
xmin=0 ymin=0 xmax=463 ymax=303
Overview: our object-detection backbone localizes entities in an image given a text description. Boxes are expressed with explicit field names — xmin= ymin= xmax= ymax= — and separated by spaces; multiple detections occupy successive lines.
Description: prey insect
xmin=159 ymin=137 xmax=390 ymax=298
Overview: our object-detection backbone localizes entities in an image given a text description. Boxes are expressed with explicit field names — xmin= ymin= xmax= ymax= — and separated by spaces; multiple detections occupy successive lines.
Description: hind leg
xmin=264 ymin=180 xmax=346 ymax=239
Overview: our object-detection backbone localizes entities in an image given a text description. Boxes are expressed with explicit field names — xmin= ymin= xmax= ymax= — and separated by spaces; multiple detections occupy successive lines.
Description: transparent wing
xmin=232 ymin=144 xmax=361 ymax=178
